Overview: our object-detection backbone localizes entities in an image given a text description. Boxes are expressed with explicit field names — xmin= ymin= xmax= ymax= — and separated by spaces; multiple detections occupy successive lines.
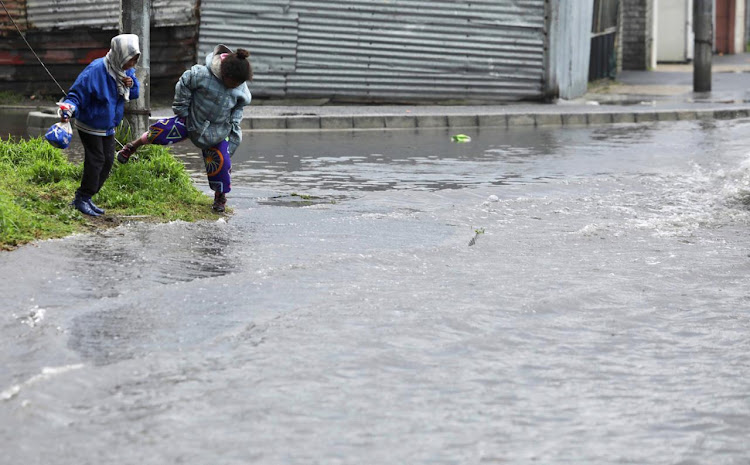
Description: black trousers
xmin=77 ymin=131 xmax=115 ymax=198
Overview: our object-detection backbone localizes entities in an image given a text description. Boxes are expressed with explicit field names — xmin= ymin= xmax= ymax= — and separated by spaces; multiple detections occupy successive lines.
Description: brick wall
xmin=621 ymin=0 xmax=654 ymax=70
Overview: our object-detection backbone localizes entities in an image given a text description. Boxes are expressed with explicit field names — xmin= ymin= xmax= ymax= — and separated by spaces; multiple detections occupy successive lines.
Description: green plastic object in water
xmin=451 ymin=134 xmax=471 ymax=143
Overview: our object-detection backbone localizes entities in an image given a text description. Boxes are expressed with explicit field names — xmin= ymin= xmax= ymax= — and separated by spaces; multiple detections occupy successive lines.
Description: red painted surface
xmin=0 ymin=51 xmax=25 ymax=65
xmin=81 ymin=49 xmax=108 ymax=64
xmin=42 ymin=50 xmax=74 ymax=63
xmin=715 ymin=0 xmax=736 ymax=54
xmin=1 ymin=26 xmax=195 ymax=95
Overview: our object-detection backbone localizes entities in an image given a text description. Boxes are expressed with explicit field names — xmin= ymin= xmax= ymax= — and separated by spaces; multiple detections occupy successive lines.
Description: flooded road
xmin=2 ymin=120 xmax=750 ymax=464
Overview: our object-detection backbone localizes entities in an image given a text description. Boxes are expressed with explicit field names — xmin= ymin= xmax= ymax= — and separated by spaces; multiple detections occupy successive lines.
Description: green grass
xmin=0 ymin=135 xmax=217 ymax=250
xmin=0 ymin=91 xmax=26 ymax=105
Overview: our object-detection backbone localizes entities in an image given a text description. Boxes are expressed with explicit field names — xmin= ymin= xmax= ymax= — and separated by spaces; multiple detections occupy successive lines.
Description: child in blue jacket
xmin=61 ymin=34 xmax=141 ymax=216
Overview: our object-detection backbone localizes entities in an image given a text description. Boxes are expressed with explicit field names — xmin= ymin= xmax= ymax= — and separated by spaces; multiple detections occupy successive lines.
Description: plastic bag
xmin=44 ymin=121 xmax=73 ymax=149
xmin=451 ymin=134 xmax=471 ymax=143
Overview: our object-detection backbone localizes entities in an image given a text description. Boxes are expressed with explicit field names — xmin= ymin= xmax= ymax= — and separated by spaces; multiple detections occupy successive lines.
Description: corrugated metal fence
xmin=25 ymin=0 xmax=196 ymax=29
xmin=2 ymin=0 xmax=596 ymax=101
xmin=199 ymin=0 xmax=547 ymax=103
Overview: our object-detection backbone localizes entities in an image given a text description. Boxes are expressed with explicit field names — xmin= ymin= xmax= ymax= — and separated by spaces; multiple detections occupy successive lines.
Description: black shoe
xmin=212 ymin=192 xmax=227 ymax=213
xmin=71 ymin=195 xmax=101 ymax=217
xmin=87 ymin=199 xmax=105 ymax=215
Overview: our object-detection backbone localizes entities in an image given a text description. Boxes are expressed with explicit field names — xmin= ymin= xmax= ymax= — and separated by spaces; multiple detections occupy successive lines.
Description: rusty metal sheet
xmin=0 ymin=0 xmax=28 ymax=35
xmin=24 ymin=0 xmax=197 ymax=30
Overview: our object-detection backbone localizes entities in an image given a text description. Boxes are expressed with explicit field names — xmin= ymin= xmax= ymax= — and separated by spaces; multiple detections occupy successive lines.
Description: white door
xmin=657 ymin=0 xmax=693 ymax=62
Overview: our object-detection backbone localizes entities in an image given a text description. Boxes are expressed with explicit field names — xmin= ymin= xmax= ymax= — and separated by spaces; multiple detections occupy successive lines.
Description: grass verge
xmin=0 ymin=135 xmax=217 ymax=251
xmin=0 ymin=91 xmax=26 ymax=105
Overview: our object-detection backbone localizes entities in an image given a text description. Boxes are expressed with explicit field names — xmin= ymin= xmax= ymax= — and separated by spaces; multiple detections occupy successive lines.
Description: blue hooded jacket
xmin=64 ymin=58 xmax=139 ymax=136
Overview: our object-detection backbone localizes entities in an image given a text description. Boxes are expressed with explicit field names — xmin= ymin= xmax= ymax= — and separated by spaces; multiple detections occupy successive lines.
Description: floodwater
xmin=2 ymin=119 xmax=750 ymax=464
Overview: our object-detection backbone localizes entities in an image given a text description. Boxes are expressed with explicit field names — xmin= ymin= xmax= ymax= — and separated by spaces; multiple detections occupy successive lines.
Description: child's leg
xmin=202 ymin=140 xmax=232 ymax=212
xmin=117 ymin=116 xmax=188 ymax=163
xmin=73 ymin=131 xmax=108 ymax=216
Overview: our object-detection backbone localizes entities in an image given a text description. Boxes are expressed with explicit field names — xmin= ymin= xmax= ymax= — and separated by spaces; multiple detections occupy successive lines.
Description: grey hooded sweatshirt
xmin=172 ymin=44 xmax=252 ymax=155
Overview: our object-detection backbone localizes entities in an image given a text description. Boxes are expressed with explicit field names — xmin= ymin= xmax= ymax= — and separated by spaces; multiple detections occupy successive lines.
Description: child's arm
xmin=227 ymin=88 xmax=251 ymax=155
xmin=227 ymin=104 xmax=244 ymax=155
xmin=127 ymin=68 xmax=140 ymax=101
xmin=172 ymin=68 xmax=197 ymax=118
xmin=62 ymin=68 xmax=94 ymax=119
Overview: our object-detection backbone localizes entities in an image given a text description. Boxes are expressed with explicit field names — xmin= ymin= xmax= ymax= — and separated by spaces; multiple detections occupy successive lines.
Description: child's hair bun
xmin=222 ymin=47 xmax=253 ymax=82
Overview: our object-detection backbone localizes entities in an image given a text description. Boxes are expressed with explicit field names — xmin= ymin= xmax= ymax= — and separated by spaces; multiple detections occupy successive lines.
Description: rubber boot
xmin=87 ymin=198 xmax=105 ymax=215
xmin=71 ymin=193 xmax=101 ymax=217
xmin=212 ymin=191 xmax=227 ymax=213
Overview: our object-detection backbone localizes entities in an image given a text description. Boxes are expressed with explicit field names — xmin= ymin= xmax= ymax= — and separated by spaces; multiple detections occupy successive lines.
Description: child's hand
xmin=122 ymin=77 xmax=134 ymax=88
xmin=58 ymin=102 xmax=75 ymax=122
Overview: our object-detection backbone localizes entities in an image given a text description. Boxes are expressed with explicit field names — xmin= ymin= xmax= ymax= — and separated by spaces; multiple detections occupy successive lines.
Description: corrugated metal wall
xmin=198 ymin=0 xmax=547 ymax=103
xmin=25 ymin=0 xmax=197 ymax=29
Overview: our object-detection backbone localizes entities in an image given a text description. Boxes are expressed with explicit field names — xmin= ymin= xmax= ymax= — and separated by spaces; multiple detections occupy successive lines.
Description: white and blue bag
xmin=44 ymin=121 xmax=73 ymax=149
xmin=44 ymin=102 xmax=75 ymax=149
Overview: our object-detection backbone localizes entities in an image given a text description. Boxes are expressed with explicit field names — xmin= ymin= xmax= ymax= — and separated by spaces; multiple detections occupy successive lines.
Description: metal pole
xmin=121 ymin=0 xmax=151 ymax=136
xmin=693 ymin=0 xmax=712 ymax=92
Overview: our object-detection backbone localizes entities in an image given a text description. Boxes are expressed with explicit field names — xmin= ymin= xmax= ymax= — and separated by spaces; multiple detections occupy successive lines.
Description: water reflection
xmin=195 ymin=123 xmax=701 ymax=192
xmin=68 ymin=221 xmax=238 ymax=292
xmin=197 ymin=127 xmax=568 ymax=191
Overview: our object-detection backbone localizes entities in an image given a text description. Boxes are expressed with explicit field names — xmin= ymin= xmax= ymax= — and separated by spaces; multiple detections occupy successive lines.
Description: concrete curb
xmin=241 ymin=108 xmax=750 ymax=131
xmin=24 ymin=106 xmax=750 ymax=136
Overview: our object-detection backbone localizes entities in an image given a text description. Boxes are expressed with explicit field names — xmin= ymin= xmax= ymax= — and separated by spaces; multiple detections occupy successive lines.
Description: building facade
xmin=621 ymin=0 xmax=747 ymax=70
xmin=2 ymin=0 xmax=595 ymax=102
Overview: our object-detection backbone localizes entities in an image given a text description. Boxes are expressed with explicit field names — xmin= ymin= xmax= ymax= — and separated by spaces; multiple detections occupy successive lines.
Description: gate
xmin=589 ymin=0 xmax=619 ymax=81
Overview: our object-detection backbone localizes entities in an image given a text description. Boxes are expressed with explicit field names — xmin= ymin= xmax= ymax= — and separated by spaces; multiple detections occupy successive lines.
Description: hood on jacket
xmin=207 ymin=44 xmax=233 ymax=79
xmin=105 ymin=34 xmax=141 ymax=101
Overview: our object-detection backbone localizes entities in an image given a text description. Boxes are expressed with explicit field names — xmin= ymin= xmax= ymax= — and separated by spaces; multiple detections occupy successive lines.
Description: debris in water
xmin=468 ymin=227 xmax=485 ymax=246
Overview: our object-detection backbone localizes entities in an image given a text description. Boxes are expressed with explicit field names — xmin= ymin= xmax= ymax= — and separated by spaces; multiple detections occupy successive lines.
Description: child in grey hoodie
xmin=117 ymin=45 xmax=252 ymax=212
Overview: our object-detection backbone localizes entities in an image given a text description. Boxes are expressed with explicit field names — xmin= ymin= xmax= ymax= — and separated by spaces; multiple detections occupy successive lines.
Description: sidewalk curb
xmin=24 ymin=106 xmax=750 ymax=137
xmin=240 ymin=107 xmax=750 ymax=131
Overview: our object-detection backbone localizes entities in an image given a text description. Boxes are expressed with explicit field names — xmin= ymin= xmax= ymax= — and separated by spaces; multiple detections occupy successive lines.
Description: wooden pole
xmin=693 ymin=0 xmax=712 ymax=92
